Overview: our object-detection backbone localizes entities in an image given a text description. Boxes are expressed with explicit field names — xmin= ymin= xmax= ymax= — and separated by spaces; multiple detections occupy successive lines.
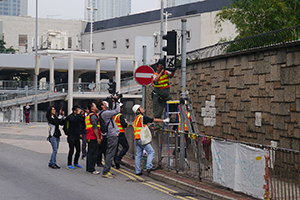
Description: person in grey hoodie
xmin=98 ymin=97 xmax=120 ymax=178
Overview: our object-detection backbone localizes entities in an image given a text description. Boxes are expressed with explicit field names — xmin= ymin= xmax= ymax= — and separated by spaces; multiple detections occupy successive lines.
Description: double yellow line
xmin=112 ymin=167 xmax=198 ymax=200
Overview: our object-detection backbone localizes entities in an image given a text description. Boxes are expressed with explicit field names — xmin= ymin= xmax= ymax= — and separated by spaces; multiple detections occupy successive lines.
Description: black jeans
xmin=67 ymin=137 xmax=81 ymax=166
xmin=115 ymin=133 xmax=129 ymax=162
xmin=86 ymin=139 xmax=98 ymax=172
xmin=97 ymin=136 xmax=107 ymax=165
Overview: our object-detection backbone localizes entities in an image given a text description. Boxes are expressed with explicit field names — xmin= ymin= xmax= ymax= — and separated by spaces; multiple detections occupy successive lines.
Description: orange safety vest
xmin=113 ymin=113 xmax=125 ymax=133
xmin=152 ymin=71 xmax=170 ymax=89
xmin=85 ymin=112 xmax=101 ymax=140
xmin=132 ymin=114 xmax=146 ymax=140
xmin=178 ymin=111 xmax=191 ymax=131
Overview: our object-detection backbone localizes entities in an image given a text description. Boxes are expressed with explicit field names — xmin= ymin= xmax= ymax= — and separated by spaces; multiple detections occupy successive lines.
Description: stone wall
xmin=146 ymin=42 xmax=300 ymax=150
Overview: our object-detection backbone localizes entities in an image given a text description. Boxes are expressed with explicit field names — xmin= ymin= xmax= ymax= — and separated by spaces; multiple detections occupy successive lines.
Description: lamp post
xmin=86 ymin=0 xmax=98 ymax=53
xmin=34 ymin=0 xmax=38 ymax=122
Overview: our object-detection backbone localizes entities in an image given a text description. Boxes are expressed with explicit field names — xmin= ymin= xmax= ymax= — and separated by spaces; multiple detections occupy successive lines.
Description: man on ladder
xmin=152 ymin=58 xmax=175 ymax=122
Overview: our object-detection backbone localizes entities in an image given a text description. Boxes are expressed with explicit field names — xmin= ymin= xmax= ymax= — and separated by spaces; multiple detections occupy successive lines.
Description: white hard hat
xmin=132 ymin=104 xmax=141 ymax=114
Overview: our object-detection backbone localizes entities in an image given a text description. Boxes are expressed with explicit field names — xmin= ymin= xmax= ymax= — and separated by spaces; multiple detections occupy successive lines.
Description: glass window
xmin=101 ymin=42 xmax=105 ymax=50
xmin=68 ymin=37 xmax=72 ymax=48
xmin=19 ymin=34 xmax=27 ymax=46
xmin=113 ymin=40 xmax=117 ymax=48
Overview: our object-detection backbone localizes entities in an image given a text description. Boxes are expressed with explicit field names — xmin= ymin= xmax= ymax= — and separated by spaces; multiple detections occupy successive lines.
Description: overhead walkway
xmin=0 ymin=79 xmax=142 ymax=108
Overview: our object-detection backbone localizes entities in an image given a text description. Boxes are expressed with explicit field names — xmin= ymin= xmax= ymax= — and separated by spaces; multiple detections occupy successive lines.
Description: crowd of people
xmin=45 ymin=58 xmax=175 ymax=178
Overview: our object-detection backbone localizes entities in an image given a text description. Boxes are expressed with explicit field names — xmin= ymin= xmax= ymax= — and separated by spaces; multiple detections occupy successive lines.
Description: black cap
xmin=157 ymin=57 xmax=165 ymax=67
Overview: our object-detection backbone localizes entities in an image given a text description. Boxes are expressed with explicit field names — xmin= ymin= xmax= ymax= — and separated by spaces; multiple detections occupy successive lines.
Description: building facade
xmin=0 ymin=0 xmax=28 ymax=16
xmin=0 ymin=15 xmax=85 ymax=52
xmin=82 ymin=0 xmax=236 ymax=65
xmin=162 ymin=0 xmax=204 ymax=8
xmin=85 ymin=0 xmax=131 ymax=21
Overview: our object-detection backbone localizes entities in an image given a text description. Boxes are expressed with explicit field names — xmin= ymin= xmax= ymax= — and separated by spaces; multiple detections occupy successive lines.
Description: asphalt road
xmin=0 ymin=123 xmax=205 ymax=200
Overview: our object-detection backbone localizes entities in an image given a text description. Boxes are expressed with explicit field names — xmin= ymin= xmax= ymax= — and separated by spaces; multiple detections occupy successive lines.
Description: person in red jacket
xmin=85 ymin=102 xmax=102 ymax=175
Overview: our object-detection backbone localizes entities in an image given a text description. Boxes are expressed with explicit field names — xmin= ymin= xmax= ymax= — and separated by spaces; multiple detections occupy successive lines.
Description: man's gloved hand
xmin=163 ymin=118 xmax=170 ymax=123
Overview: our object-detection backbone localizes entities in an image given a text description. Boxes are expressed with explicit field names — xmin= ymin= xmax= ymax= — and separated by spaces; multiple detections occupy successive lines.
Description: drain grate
xmin=169 ymin=192 xmax=196 ymax=197
xmin=126 ymin=179 xmax=146 ymax=182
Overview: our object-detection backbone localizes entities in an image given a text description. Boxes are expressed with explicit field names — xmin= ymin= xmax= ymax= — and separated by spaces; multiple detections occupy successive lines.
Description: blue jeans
xmin=135 ymin=139 xmax=155 ymax=174
xmin=49 ymin=136 xmax=60 ymax=166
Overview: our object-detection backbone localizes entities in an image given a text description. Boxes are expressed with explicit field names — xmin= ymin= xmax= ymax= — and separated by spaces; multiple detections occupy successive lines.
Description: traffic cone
xmin=54 ymin=87 xmax=57 ymax=93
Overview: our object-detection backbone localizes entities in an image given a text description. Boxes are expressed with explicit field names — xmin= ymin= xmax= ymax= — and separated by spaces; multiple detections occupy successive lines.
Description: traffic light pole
xmin=142 ymin=45 xmax=147 ymax=108
xmin=160 ymin=0 xmax=164 ymax=57
xmin=179 ymin=18 xmax=187 ymax=171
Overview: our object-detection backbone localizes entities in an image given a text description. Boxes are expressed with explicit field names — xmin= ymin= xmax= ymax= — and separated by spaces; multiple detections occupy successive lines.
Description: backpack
xmin=62 ymin=116 xmax=70 ymax=136
xmin=99 ymin=110 xmax=114 ymax=135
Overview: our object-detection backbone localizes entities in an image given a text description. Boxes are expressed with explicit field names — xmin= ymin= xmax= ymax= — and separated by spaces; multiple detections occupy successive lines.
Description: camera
xmin=106 ymin=91 xmax=123 ymax=110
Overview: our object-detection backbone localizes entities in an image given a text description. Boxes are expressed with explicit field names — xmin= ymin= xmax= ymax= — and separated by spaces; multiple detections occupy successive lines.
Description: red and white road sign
xmin=134 ymin=65 xmax=154 ymax=86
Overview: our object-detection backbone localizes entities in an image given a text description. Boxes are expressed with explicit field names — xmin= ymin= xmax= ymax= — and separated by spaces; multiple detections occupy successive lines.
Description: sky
xmin=27 ymin=0 xmax=159 ymax=20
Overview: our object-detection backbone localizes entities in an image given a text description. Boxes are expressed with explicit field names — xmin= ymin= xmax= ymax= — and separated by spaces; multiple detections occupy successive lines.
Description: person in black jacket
xmin=46 ymin=106 xmax=65 ymax=169
xmin=66 ymin=105 xmax=85 ymax=170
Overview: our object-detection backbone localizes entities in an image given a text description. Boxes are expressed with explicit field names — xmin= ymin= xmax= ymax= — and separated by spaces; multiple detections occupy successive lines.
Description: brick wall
xmin=146 ymin=42 xmax=300 ymax=150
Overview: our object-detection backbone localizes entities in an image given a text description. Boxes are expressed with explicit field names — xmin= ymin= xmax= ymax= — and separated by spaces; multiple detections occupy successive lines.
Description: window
xmin=113 ymin=40 xmax=117 ymax=48
xmin=68 ymin=37 xmax=72 ymax=49
xmin=19 ymin=34 xmax=27 ymax=46
xmin=101 ymin=42 xmax=105 ymax=50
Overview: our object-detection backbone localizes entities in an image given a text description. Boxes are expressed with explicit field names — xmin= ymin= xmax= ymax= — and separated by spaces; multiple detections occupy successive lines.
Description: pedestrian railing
xmin=156 ymin=128 xmax=300 ymax=200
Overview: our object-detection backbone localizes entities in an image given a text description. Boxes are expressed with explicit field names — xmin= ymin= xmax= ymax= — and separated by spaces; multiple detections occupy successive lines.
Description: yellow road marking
xmin=29 ymin=126 xmax=36 ymax=128
xmin=111 ymin=167 xmax=193 ymax=200
xmin=141 ymin=182 xmax=188 ymax=200
xmin=11 ymin=125 xmax=18 ymax=127
xmin=186 ymin=196 xmax=198 ymax=200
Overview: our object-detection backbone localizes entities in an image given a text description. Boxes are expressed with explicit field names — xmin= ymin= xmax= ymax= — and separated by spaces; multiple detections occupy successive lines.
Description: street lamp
xmin=34 ymin=0 xmax=38 ymax=122
xmin=86 ymin=1 xmax=98 ymax=53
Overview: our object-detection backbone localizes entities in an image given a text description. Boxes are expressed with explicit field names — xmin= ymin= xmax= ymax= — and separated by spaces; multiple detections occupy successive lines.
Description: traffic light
xmin=108 ymin=79 xmax=116 ymax=94
xmin=162 ymin=30 xmax=177 ymax=56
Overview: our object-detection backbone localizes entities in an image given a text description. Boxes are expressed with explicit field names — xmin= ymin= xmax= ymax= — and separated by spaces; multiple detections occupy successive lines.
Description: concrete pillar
xmin=50 ymin=57 xmax=54 ymax=92
xmin=96 ymin=59 xmax=100 ymax=92
xmin=67 ymin=54 xmax=74 ymax=115
xmin=115 ymin=57 xmax=121 ymax=93
xmin=133 ymin=60 xmax=138 ymax=71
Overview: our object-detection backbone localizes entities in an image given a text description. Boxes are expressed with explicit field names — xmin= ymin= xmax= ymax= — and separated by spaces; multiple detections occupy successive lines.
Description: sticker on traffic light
xmin=162 ymin=30 xmax=177 ymax=56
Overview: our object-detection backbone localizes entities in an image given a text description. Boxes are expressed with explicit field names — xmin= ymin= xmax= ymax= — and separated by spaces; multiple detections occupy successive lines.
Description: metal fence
xmin=178 ymin=25 xmax=300 ymax=62
xmin=157 ymin=129 xmax=300 ymax=200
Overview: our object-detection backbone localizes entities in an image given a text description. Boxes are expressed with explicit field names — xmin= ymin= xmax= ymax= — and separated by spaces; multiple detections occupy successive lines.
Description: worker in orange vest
xmin=152 ymin=58 xmax=175 ymax=119
xmin=113 ymin=103 xmax=129 ymax=169
xmin=132 ymin=104 xmax=170 ymax=175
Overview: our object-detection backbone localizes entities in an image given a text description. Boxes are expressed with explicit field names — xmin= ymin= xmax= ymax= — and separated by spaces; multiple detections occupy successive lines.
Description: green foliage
xmin=0 ymin=40 xmax=16 ymax=53
xmin=215 ymin=0 xmax=300 ymax=40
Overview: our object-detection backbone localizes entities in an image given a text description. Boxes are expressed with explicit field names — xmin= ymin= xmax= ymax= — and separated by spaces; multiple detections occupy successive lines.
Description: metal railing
xmin=157 ymin=128 xmax=300 ymax=200
xmin=178 ymin=25 xmax=300 ymax=62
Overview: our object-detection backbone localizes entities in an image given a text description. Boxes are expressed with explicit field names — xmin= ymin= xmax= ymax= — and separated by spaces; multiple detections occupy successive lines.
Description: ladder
xmin=157 ymin=91 xmax=208 ymax=179
xmin=159 ymin=100 xmax=190 ymax=172
xmin=180 ymin=91 xmax=209 ymax=179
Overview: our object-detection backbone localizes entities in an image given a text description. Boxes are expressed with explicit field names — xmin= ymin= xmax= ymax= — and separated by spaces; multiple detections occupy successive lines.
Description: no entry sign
xmin=134 ymin=65 xmax=154 ymax=86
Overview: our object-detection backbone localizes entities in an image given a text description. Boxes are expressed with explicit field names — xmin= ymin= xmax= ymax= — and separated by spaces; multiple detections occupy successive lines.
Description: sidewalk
xmin=121 ymin=156 xmax=257 ymax=200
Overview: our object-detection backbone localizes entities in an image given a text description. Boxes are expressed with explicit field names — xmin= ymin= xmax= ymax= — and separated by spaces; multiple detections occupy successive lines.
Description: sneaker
xmin=108 ymin=171 xmax=116 ymax=177
xmin=67 ymin=165 xmax=75 ymax=170
xmin=54 ymin=164 xmax=61 ymax=169
xmin=147 ymin=167 xmax=157 ymax=174
xmin=136 ymin=172 xmax=143 ymax=176
xmin=102 ymin=173 xmax=115 ymax=178
xmin=87 ymin=170 xmax=100 ymax=175
xmin=74 ymin=164 xmax=82 ymax=168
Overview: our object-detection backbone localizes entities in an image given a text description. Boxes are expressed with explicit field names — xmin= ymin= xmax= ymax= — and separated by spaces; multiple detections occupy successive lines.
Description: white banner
xmin=211 ymin=139 xmax=267 ymax=199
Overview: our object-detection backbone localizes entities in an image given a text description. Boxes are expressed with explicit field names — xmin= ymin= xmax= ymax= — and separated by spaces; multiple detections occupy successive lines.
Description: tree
xmin=215 ymin=0 xmax=300 ymax=40
xmin=0 ymin=40 xmax=16 ymax=53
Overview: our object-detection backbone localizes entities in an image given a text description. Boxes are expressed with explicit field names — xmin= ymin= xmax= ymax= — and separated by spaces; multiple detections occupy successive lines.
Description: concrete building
xmin=0 ymin=0 xmax=28 ymax=16
xmin=85 ymin=0 xmax=131 ymax=21
xmin=0 ymin=15 xmax=85 ymax=53
xmin=82 ymin=0 xmax=236 ymax=64
xmin=163 ymin=0 xmax=204 ymax=8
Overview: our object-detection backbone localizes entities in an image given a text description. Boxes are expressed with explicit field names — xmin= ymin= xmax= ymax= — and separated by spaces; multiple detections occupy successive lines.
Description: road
xmin=0 ymin=123 xmax=206 ymax=200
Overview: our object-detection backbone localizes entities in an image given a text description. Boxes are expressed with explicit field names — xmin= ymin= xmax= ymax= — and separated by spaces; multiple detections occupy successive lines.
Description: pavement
xmin=121 ymin=156 xmax=257 ymax=200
